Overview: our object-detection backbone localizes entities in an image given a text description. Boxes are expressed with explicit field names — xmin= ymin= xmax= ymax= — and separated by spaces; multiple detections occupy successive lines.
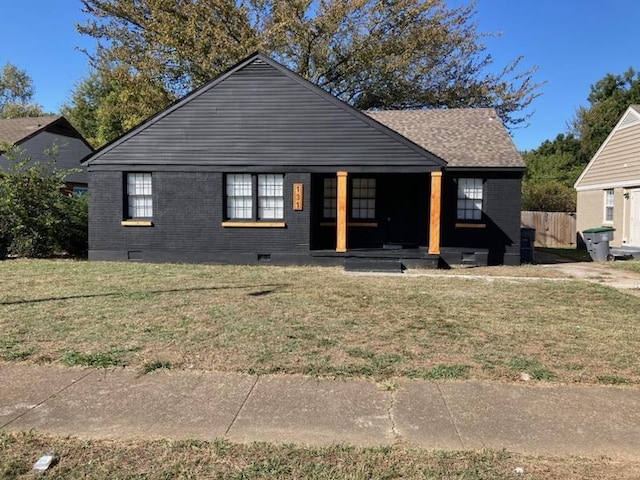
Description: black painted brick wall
xmin=89 ymin=170 xmax=311 ymax=263
xmin=441 ymin=172 xmax=522 ymax=265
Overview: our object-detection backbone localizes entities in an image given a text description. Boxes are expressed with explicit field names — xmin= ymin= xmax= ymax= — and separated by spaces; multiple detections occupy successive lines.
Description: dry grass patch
xmin=1 ymin=431 xmax=638 ymax=479
xmin=413 ymin=263 xmax=568 ymax=278
xmin=1 ymin=260 xmax=640 ymax=383
xmin=608 ymin=260 xmax=640 ymax=274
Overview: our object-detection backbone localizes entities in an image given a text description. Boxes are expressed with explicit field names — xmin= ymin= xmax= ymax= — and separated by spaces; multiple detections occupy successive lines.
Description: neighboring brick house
xmin=83 ymin=53 xmax=525 ymax=268
xmin=0 ymin=115 xmax=92 ymax=193
xmin=575 ymin=105 xmax=640 ymax=249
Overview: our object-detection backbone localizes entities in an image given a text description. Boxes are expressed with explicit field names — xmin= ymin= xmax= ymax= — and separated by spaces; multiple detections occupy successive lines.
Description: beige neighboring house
xmin=575 ymin=105 xmax=640 ymax=249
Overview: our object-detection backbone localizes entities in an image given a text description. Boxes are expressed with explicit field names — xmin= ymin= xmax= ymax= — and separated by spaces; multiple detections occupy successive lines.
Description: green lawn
xmin=1 ymin=431 xmax=637 ymax=480
xmin=1 ymin=259 xmax=640 ymax=384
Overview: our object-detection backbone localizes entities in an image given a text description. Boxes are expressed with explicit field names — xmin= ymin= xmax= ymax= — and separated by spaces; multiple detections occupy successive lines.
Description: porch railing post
xmin=428 ymin=171 xmax=442 ymax=255
xmin=336 ymin=171 xmax=348 ymax=253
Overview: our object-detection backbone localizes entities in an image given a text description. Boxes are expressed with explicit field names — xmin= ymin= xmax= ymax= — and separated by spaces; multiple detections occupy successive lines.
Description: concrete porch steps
xmin=343 ymin=258 xmax=404 ymax=273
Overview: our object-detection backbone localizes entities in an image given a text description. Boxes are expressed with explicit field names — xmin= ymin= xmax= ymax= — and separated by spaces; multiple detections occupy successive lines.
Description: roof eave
xmin=445 ymin=165 xmax=525 ymax=172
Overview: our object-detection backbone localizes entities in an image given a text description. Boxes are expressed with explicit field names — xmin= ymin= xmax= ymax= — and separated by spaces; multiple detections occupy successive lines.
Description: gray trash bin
xmin=583 ymin=227 xmax=615 ymax=261
xmin=520 ymin=227 xmax=535 ymax=263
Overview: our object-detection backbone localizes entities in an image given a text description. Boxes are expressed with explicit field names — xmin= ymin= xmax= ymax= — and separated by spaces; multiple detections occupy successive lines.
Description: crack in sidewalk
xmin=1 ymin=369 xmax=95 ymax=429
xmin=387 ymin=388 xmax=400 ymax=441
xmin=224 ymin=375 xmax=259 ymax=437
xmin=436 ymin=383 xmax=465 ymax=449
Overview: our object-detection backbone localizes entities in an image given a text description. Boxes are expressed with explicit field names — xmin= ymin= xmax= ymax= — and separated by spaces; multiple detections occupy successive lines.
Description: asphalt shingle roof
xmin=366 ymin=108 xmax=524 ymax=168
xmin=0 ymin=116 xmax=60 ymax=146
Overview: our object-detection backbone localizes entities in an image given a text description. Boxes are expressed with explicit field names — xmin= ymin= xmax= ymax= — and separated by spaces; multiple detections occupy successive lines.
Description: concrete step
xmin=343 ymin=258 xmax=404 ymax=273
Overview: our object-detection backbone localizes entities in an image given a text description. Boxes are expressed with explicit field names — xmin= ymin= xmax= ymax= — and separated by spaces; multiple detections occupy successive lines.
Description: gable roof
xmin=85 ymin=52 xmax=445 ymax=169
xmin=574 ymin=105 xmax=640 ymax=190
xmin=0 ymin=115 xmax=60 ymax=146
xmin=366 ymin=109 xmax=524 ymax=168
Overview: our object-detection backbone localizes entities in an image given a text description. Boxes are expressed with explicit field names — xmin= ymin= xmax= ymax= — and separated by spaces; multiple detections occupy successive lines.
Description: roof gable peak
xmin=575 ymin=105 xmax=640 ymax=188
xmin=619 ymin=107 xmax=640 ymax=130
xmin=84 ymin=52 xmax=445 ymax=167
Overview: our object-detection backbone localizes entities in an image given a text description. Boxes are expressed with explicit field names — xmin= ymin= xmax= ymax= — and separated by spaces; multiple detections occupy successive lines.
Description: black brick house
xmin=84 ymin=53 xmax=524 ymax=268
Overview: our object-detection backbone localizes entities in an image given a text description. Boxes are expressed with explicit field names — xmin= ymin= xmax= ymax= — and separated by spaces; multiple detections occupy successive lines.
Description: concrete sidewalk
xmin=2 ymin=364 xmax=640 ymax=459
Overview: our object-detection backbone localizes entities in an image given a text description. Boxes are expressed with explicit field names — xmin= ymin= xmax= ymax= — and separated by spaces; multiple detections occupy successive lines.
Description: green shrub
xmin=0 ymin=146 xmax=88 ymax=258
xmin=58 ymin=193 xmax=88 ymax=257
xmin=522 ymin=182 xmax=576 ymax=212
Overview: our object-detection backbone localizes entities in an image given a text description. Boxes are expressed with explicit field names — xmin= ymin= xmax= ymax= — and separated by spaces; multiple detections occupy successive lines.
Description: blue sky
xmin=0 ymin=0 xmax=638 ymax=151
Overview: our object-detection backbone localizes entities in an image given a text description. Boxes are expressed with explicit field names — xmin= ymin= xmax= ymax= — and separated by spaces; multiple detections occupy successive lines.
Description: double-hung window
xmin=258 ymin=174 xmax=284 ymax=219
xmin=226 ymin=173 xmax=284 ymax=221
xmin=457 ymin=178 xmax=483 ymax=221
xmin=126 ymin=173 xmax=153 ymax=218
xmin=226 ymin=174 xmax=253 ymax=219
xmin=604 ymin=189 xmax=614 ymax=223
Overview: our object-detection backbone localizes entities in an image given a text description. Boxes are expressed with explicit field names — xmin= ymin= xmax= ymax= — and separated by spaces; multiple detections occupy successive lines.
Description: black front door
xmin=381 ymin=174 xmax=423 ymax=247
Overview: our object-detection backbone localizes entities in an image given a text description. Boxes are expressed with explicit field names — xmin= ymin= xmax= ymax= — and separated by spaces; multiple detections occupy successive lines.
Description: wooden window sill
xmin=121 ymin=220 xmax=153 ymax=227
xmin=349 ymin=222 xmax=378 ymax=227
xmin=221 ymin=221 xmax=286 ymax=228
xmin=455 ymin=223 xmax=486 ymax=229
xmin=320 ymin=221 xmax=379 ymax=227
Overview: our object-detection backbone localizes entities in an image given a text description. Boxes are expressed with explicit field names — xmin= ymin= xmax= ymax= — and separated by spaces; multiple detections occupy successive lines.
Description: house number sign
xmin=293 ymin=183 xmax=303 ymax=210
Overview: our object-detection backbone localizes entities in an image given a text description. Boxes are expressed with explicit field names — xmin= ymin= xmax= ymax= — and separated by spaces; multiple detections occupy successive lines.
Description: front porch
xmin=309 ymin=170 xmax=443 ymax=259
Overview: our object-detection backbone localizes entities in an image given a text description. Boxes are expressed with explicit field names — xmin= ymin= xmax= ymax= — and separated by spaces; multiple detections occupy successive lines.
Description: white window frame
xmin=226 ymin=174 xmax=253 ymax=219
xmin=226 ymin=173 xmax=284 ymax=221
xmin=604 ymin=189 xmax=614 ymax=223
xmin=258 ymin=174 xmax=284 ymax=220
xmin=457 ymin=178 xmax=483 ymax=221
xmin=126 ymin=173 xmax=152 ymax=219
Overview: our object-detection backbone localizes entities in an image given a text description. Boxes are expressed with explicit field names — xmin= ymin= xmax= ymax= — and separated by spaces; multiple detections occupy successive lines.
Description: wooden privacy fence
xmin=521 ymin=211 xmax=577 ymax=248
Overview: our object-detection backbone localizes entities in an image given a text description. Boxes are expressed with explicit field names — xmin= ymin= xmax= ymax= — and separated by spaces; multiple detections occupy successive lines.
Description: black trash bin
xmin=520 ymin=227 xmax=535 ymax=263
xmin=583 ymin=227 xmax=615 ymax=261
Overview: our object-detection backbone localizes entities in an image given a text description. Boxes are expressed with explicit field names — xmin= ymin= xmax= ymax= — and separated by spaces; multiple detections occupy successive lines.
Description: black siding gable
xmin=86 ymin=54 xmax=444 ymax=171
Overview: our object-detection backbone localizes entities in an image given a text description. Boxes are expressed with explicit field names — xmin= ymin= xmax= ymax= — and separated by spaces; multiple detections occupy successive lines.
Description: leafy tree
xmin=521 ymin=182 xmax=575 ymax=212
xmin=62 ymin=65 xmax=173 ymax=148
xmin=573 ymin=68 xmax=640 ymax=160
xmin=70 ymin=0 xmax=541 ymax=146
xmin=0 ymin=146 xmax=87 ymax=257
xmin=521 ymin=134 xmax=582 ymax=212
xmin=523 ymin=133 xmax=584 ymax=186
xmin=0 ymin=63 xmax=44 ymax=118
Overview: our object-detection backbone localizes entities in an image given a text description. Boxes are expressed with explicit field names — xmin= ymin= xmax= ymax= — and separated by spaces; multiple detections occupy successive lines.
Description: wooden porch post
xmin=428 ymin=171 xmax=442 ymax=255
xmin=336 ymin=171 xmax=348 ymax=253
